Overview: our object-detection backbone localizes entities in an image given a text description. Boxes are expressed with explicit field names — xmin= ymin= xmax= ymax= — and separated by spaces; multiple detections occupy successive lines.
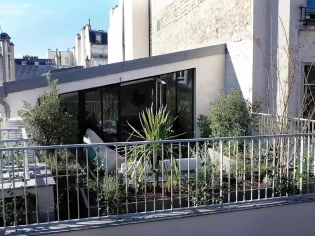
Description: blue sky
xmin=0 ymin=0 xmax=118 ymax=58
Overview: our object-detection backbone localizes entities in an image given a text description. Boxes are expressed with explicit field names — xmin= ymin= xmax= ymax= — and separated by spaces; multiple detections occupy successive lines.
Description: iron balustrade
xmin=252 ymin=112 xmax=315 ymax=136
xmin=0 ymin=133 xmax=314 ymax=232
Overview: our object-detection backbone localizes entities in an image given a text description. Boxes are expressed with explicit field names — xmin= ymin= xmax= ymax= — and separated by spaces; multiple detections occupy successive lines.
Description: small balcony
xmin=91 ymin=53 xmax=108 ymax=59
xmin=300 ymin=6 xmax=315 ymax=25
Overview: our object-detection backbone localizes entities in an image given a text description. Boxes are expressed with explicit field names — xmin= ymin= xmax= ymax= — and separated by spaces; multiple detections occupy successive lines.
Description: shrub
xmin=18 ymin=75 xmax=77 ymax=146
xmin=197 ymin=115 xmax=212 ymax=138
xmin=198 ymin=89 xmax=260 ymax=138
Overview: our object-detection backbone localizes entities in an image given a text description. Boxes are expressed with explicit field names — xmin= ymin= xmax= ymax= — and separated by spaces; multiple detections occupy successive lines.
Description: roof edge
xmin=4 ymin=44 xmax=227 ymax=95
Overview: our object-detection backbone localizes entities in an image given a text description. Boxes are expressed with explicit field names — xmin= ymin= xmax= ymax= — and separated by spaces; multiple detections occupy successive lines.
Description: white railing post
xmin=0 ymin=151 xmax=3 ymax=182
xmin=21 ymin=128 xmax=30 ymax=180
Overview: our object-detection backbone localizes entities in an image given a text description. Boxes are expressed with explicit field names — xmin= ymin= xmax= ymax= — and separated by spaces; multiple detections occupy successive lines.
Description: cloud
xmin=0 ymin=3 xmax=31 ymax=16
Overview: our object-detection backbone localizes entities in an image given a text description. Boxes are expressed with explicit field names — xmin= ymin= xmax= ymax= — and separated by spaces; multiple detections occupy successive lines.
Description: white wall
xmin=277 ymin=0 xmax=305 ymax=116
xmin=109 ymin=0 xmax=149 ymax=63
xmin=5 ymin=54 xmax=226 ymax=137
xmin=124 ymin=0 xmax=149 ymax=60
xmin=225 ymin=39 xmax=254 ymax=102
xmin=108 ymin=1 xmax=124 ymax=63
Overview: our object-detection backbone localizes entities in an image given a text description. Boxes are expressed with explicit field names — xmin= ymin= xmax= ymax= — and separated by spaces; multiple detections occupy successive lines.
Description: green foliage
xmin=188 ymin=145 xmax=216 ymax=206
xmin=198 ymin=89 xmax=261 ymax=138
xmin=0 ymin=193 xmax=36 ymax=226
xmin=18 ymin=75 xmax=77 ymax=146
xmin=90 ymin=174 xmax=126 ymax=215
xmin=197 ymin=115 xmax=212 ymax=138
xmin=126 ymin=104 xmax=182 ymax=191
xmin=209 ymin=89 xmax=251 ymax=137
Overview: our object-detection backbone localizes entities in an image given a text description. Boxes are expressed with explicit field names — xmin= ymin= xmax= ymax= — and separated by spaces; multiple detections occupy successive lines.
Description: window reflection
xmin=102 ymin=87 xmax=119 ymax=142
xmin=85 ymin=90 xmax=103 ymax=136
xmin=59 ymin=92 xmax=79 ymax=143
xmin=176 ymin=69 xmax=194 ymax=139
xmin=59 ymin=69 xmax=195 ymax=143
xmin=120 ymin=80 xmax=155 ymax=142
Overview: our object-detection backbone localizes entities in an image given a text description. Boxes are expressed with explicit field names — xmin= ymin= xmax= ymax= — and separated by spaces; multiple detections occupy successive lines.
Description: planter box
xmin=79 ymin=186 xmax=276 ymax=218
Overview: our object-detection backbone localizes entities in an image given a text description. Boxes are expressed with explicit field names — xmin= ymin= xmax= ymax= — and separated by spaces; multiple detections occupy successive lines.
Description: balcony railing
xmin=1 ymin=133 xmax=315 ymax=234
xmin=252 ymin=113 xmax=315 ymax=136
xmin=91 ymin=53 xmax=108 ymax=59
xmin=300 ymin=6 xmax=315 ymax=25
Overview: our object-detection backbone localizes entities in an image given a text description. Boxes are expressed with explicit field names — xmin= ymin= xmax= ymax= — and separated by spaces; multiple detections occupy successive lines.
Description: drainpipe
xmin=0 ymin=98 xmax=10 ymax=119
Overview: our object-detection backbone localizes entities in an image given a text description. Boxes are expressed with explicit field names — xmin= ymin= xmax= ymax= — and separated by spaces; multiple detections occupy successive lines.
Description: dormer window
xmin=22 ymin=61 xmax=26 ymax=65
xmin=96 ymin=33 xmax=102 ymax=44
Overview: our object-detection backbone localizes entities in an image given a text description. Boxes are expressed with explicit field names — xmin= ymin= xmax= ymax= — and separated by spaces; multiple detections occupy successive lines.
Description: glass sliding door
xmin=59 ymin=68 xmax=195 ymax=144
xmin=176 ymin=69 xmax=194 ymax=139
xmin=101 ymin=86 xmax=119 ymax=142
xmin=119 ymin=79 xmax=156 ymax=141
xmin=84 ymin=90 xmax=103 ymax=138
xmin=60 ymin=92 xmax=79 ymax=143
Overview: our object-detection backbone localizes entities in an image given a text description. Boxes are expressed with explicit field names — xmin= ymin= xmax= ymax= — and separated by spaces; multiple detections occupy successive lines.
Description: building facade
xmin=47 ymin=49 xmax=75 ymax=68
xmin=108 ymin=0 xmax=149 ymax=63
xmin=73 ymin=22 xmax=108 ymax=67
xmin=107 ymin=0 xmax=315 ymax=118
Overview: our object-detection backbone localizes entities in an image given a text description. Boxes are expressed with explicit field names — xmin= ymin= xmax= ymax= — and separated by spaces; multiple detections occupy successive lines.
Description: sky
xmin=0 ymin=0 xmax=118 ymax=58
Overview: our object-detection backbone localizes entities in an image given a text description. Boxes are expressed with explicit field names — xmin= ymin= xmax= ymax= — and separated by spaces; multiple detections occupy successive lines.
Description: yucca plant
xmin=125 ymin=104 xmax=183 ymax=191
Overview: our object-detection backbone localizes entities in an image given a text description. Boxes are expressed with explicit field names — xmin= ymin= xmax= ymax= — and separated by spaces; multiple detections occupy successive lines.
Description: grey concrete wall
xmin=52 ymin=202 xmax=315 ymax=236
xmin=150 ymin=0 xmax=252 ymax=56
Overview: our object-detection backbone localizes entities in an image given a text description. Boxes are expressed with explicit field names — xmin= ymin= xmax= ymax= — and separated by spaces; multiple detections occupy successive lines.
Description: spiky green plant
xmin=125 ymin=104 xmax=183 ymax=191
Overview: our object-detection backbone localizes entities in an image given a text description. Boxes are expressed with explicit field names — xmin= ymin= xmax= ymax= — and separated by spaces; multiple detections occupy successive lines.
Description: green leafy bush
xmin=197 ymin=115 xmax=212 ymax=138
xmin=18 ymin=75 xmax=77 ymax=146
xmin=198 ymin=89 xmax=260 ymax=138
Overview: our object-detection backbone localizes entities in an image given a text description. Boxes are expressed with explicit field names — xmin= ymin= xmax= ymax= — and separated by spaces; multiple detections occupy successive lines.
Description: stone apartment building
xmin=109 ymin=0 xmax=315 ymax=117
xmin=47 ymin=48 xmax=75 ymax=68
xmin=73 ymin=22 xmax=109 ymax=67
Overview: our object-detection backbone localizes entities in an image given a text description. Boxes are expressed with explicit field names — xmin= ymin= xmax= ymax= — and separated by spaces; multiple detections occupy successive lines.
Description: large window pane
xmin=176 ymin=69 xmax=194 ymax=139
xmin=102 ymin=86 xmax=119 ymax=142
xmin=60 ymin=92 xmax=79 ymax=143
xmin=120 ymin=79 xmax=155 ymax=141
xmin=304 ymin=65 xmax=315 ymax=84
xmin=304 ymin=85 xmax=315 ymax=119
xmin=161 ymin=73 xmax=177 ymax=123
xmin=85 ymin=90 xmax=102 ymax=136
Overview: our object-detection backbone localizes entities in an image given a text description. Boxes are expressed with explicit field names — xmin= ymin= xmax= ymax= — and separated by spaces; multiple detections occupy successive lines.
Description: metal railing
xmin=0 ymin=133 xmax=315 ymax=231
xmin=300 ymin=6 xmax=315 ymax=25
xmin=91 ymin=53 xmax=108 ymax=59
xmin=252 ymin=113 xmax=315 ymax=136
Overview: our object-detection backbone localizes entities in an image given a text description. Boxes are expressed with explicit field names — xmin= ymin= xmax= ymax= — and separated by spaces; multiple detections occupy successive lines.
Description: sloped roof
xmin=15 ymin=65 xmax=57 ymax=80
xmin=89 ymin=30 xmax=108 ymax=45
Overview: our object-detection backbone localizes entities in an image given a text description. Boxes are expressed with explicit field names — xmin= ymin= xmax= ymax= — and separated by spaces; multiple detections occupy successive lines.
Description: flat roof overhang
xmin=1 ymin=44 xmax=227 ymax=97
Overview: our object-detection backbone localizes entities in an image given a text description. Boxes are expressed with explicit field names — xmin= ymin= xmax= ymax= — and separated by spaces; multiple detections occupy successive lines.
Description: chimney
xmin=58 ymin=51 xmax=62 ymax=67
xmin=9 ymin=43 xmax=15 ymax=81
xmin=85 ymin=56 xmax=90 ymax=68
